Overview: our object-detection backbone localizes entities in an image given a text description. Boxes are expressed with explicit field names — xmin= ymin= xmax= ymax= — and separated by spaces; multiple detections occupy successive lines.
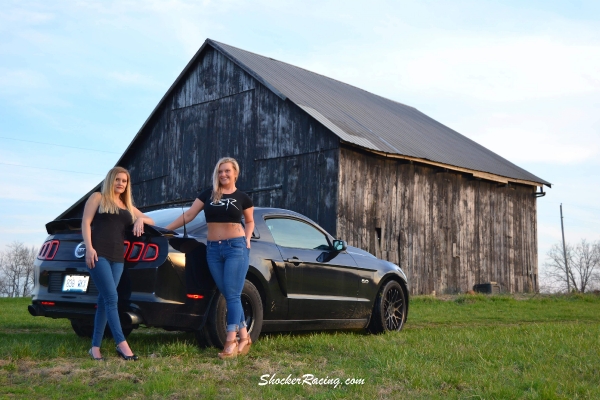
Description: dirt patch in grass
xmin=246 ymin=351 xmax=313 ymax=371
xmin=0 ymin=358 xmax=145 ymax=386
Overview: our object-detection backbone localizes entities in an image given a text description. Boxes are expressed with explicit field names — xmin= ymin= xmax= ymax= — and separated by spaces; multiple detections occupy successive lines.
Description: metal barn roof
xmin=208 ymin=40 xmax=550 ymax=186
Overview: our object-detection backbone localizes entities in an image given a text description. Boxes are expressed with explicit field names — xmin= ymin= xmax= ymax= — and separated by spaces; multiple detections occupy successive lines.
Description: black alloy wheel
xmin=383 ymin=283 xmax=405 ymax=330
xmin=367 ymin=280 xmax=406 ymax=334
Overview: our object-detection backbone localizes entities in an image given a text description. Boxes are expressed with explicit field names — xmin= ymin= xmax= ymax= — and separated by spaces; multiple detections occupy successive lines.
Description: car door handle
xmin=284 ymin=258 xmax=303 ymax=264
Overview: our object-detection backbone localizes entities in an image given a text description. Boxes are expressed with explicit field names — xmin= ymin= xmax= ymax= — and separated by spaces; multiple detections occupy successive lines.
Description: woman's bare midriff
xmin=207 ymin=222 xmax=245 ymax=241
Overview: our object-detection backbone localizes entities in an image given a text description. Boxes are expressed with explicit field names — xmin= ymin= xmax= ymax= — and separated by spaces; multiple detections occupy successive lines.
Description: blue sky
xmin=1 ymin=0 xmax=599 ymax=286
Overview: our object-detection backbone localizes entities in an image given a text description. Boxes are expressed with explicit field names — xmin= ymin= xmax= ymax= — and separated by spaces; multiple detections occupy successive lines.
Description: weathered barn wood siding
xmin=337 ymin=146 xmax=538 ymax=294
xmin=252 ymin=97 xmax=340 ymax=233
xmin=115 ymin=47 xmax=340 ymax=233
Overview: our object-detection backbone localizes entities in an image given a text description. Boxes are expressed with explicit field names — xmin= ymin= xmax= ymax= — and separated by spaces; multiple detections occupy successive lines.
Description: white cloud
xmin=482 ymin=129 xmax=597 ymax=165
xmin=0 ymin=7 xmax=54 ymax=26
xmin=0 ymin=173 xmax=97 ymax=204
xmin=453 ymin=105 xmax=600 ymax=165
xmin=107 ymin=71 xmax=163 ymax=87
xmin=402 ymin=37 xmax=600 ymax=101
xmin=0 ymin=69 xmax=49 ymax=93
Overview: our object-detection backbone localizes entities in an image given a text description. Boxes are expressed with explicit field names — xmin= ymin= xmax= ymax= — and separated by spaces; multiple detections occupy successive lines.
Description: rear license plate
xmin=62 ymin=275 xmax=90 ymax=292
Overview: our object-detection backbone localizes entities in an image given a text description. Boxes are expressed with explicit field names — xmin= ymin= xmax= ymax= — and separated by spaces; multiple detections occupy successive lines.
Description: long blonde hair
xmin=211 ymin=157 xmax=240 ymax=203
xmin=99 ymin=166 xmax=136 ymax=221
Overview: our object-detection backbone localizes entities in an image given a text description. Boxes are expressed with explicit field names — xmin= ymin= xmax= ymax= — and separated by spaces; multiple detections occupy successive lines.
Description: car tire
xmin=205 ymin=279 xmax=264 ymax=349
xmin=70 ymin=319 xmax=133 ymax=339
xmin=367 ymin=280 xmax=407 ymax=334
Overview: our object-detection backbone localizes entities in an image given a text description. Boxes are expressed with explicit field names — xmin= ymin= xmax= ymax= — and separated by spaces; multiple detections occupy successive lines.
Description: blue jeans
xmin=88 ymin=257 xmax=126 ymax=347
xmin=206 ymin=237 xmax=249 ymax=332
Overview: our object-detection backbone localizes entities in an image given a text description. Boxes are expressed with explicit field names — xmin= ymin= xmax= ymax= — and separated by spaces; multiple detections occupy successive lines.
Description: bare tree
xmin=0 ymin=242 xmax=38 ymax=297
xmin=573 ymin=240 xmax=600 ymax=292
xmin=543 ymin=242 xmax=572 ymax=293
xmin=543 ymin=239 xmax=600 ymax=293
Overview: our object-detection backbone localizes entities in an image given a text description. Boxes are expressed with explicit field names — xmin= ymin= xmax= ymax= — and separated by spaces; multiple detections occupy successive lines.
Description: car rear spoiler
xmin=46 ymin=219 xmax=82 ymax=234
xmin=145 ymin=225 xmax=179 ymax=237
xmin=45 ymin=218 xmax=178 ymax=237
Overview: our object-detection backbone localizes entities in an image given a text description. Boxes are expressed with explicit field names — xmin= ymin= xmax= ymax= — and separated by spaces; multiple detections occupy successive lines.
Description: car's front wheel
xmin=204 ymin=279 xmax=264 ymax=348
xmin=367 ymin=280 xmax=407 ymax=334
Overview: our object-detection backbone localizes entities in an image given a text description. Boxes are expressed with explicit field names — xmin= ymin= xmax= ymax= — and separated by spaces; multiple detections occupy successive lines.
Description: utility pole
xmin=560 ymin=203 xmax=570 ymax=292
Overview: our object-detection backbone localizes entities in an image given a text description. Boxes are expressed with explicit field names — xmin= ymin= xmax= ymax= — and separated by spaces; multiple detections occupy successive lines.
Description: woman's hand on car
xmin=133 ymin=218 xmax=145 ymax=237
xmin=86 ymin=247 xmax=98 ymax=269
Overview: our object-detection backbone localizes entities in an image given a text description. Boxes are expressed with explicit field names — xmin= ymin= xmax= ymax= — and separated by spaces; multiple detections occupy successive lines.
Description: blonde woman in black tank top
xmin=81 ymin=167 xmax=154 ymax=361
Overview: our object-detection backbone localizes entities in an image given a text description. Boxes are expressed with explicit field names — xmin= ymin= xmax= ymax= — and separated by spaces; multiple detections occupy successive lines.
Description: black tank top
xmin=91 ymin=208 xmax=133 ymax=262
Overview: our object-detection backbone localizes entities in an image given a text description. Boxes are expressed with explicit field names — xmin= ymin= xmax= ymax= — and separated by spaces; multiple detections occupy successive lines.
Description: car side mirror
xmin=332 ymin=240 xmax=347 ymax=252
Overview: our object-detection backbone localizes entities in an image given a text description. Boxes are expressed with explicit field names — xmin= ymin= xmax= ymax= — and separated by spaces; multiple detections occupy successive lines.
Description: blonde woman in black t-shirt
xmin=166 ymin=157 xmax=255 ymax=359
xmin=82 ymin=166 xmax=154 ymax=361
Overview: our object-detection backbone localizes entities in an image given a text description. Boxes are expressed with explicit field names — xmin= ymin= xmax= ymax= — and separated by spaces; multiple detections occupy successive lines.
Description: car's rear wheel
xmin=70 ymin=319 xmax=133 ymax=339
xmin=204 ymin=279 xmax=263 ymax=348
xmin=367 ymin=280 xmax=407 ymax=334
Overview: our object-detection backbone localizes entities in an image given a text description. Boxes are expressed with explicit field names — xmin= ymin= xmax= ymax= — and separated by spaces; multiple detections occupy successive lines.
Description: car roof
xmin=147 ymin=206 xmax=320 ymax=229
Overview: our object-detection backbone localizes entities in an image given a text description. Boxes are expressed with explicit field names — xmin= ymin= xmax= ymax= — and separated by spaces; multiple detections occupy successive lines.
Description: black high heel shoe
xmin=116 ymin=346 xmax=139 ymax=361
xmin=88 ymin=348 xmax=105 ymax=361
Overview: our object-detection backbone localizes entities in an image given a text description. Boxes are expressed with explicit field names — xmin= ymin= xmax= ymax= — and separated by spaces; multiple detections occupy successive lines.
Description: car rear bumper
xmin=32 ymin=256 xmax=215 ymax=331
xmin=29 ymin=291 xmax=214 ymax=331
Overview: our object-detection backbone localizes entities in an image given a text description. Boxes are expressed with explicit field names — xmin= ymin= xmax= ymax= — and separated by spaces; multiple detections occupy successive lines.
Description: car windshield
xmin=145 ymin=208 xmax=206 ymax=235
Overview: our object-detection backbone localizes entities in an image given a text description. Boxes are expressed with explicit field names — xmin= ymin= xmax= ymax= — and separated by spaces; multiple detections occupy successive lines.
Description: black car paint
xmin=29 ymin=207 xmax=408 ymax=341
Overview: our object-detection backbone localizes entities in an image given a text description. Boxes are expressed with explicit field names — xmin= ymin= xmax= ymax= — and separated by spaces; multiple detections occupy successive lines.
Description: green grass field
xmin=1 ymin=294 xmax=599 ymax=399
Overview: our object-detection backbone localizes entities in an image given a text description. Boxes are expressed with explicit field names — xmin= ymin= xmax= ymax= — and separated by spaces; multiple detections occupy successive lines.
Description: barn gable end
xmin=63 ymin=44 xmax=342 ymax=234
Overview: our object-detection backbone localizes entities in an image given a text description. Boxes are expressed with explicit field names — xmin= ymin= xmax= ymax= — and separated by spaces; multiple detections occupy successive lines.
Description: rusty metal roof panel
xmin=210 ymin=40 xmax=549 ymax=186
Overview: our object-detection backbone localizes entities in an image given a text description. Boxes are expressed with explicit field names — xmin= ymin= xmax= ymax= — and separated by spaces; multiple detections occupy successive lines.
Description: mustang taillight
xmin=187 ymin=294 xmax=204 ymax=300
xmin=123 ymin=241 xmax=159 ymax=262
xmin=37 ymin=240 xmax=60 ymax=260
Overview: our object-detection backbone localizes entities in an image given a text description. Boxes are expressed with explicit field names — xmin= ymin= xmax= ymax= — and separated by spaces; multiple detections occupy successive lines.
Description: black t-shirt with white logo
xmin=197 ymin=189 xmax=253 ymax=224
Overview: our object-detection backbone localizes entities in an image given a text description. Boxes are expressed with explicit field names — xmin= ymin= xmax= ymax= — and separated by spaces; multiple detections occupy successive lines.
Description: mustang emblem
xmin=74 ymin=242 xmax=86 ymax=258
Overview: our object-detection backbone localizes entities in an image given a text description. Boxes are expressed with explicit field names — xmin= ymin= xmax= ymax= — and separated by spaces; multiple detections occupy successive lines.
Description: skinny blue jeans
xmin=88 ymin=257 xmax=126 ymax=347
xmin=206 ymin=237 xmax=249 ymax=332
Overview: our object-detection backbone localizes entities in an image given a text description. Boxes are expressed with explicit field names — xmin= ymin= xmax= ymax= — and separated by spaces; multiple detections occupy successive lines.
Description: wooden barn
xmin=59 ymin=39 xmax=551 ymax=295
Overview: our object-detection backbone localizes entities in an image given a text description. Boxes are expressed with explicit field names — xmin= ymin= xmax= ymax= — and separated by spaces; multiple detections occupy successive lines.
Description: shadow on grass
xmin=0 ymin=328 xmax=209 ymax=360
xmin=261 ymin=328 xmax=371 ymax=341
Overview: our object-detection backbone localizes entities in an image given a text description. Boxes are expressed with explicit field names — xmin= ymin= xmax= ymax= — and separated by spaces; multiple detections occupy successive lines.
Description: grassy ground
xmin=1 ymin=294 xmax=599 ymax=399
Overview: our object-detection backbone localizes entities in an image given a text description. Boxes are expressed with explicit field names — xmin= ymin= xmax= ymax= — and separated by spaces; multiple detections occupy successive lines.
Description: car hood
xmin=346 ymin=246 xmax=376 ymax=259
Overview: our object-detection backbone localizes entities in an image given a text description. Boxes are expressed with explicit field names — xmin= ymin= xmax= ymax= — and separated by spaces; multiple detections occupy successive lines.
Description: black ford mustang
xmin=29 ymin=207 xmax=409 ymax=348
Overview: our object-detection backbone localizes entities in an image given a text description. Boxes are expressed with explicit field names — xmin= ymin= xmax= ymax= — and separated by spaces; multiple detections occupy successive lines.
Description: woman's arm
xmin=243 ymin=207 xmax=255 ymax=249
xmin=132 ymin=207 xmax=155 ymax=237
xmin=165 ymin=199 xmax=204 ymax=231
xmin=82 ymin=192 xmax=101 ymax=268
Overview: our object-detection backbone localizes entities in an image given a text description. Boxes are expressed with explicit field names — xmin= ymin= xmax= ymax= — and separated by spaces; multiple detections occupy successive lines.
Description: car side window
xmin=266 ymin=218 xmax=330 ymax=250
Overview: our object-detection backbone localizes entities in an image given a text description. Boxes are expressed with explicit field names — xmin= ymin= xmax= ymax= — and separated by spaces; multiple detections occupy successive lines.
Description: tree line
xmin=0 ymin=242 xmax=38 ymax=297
